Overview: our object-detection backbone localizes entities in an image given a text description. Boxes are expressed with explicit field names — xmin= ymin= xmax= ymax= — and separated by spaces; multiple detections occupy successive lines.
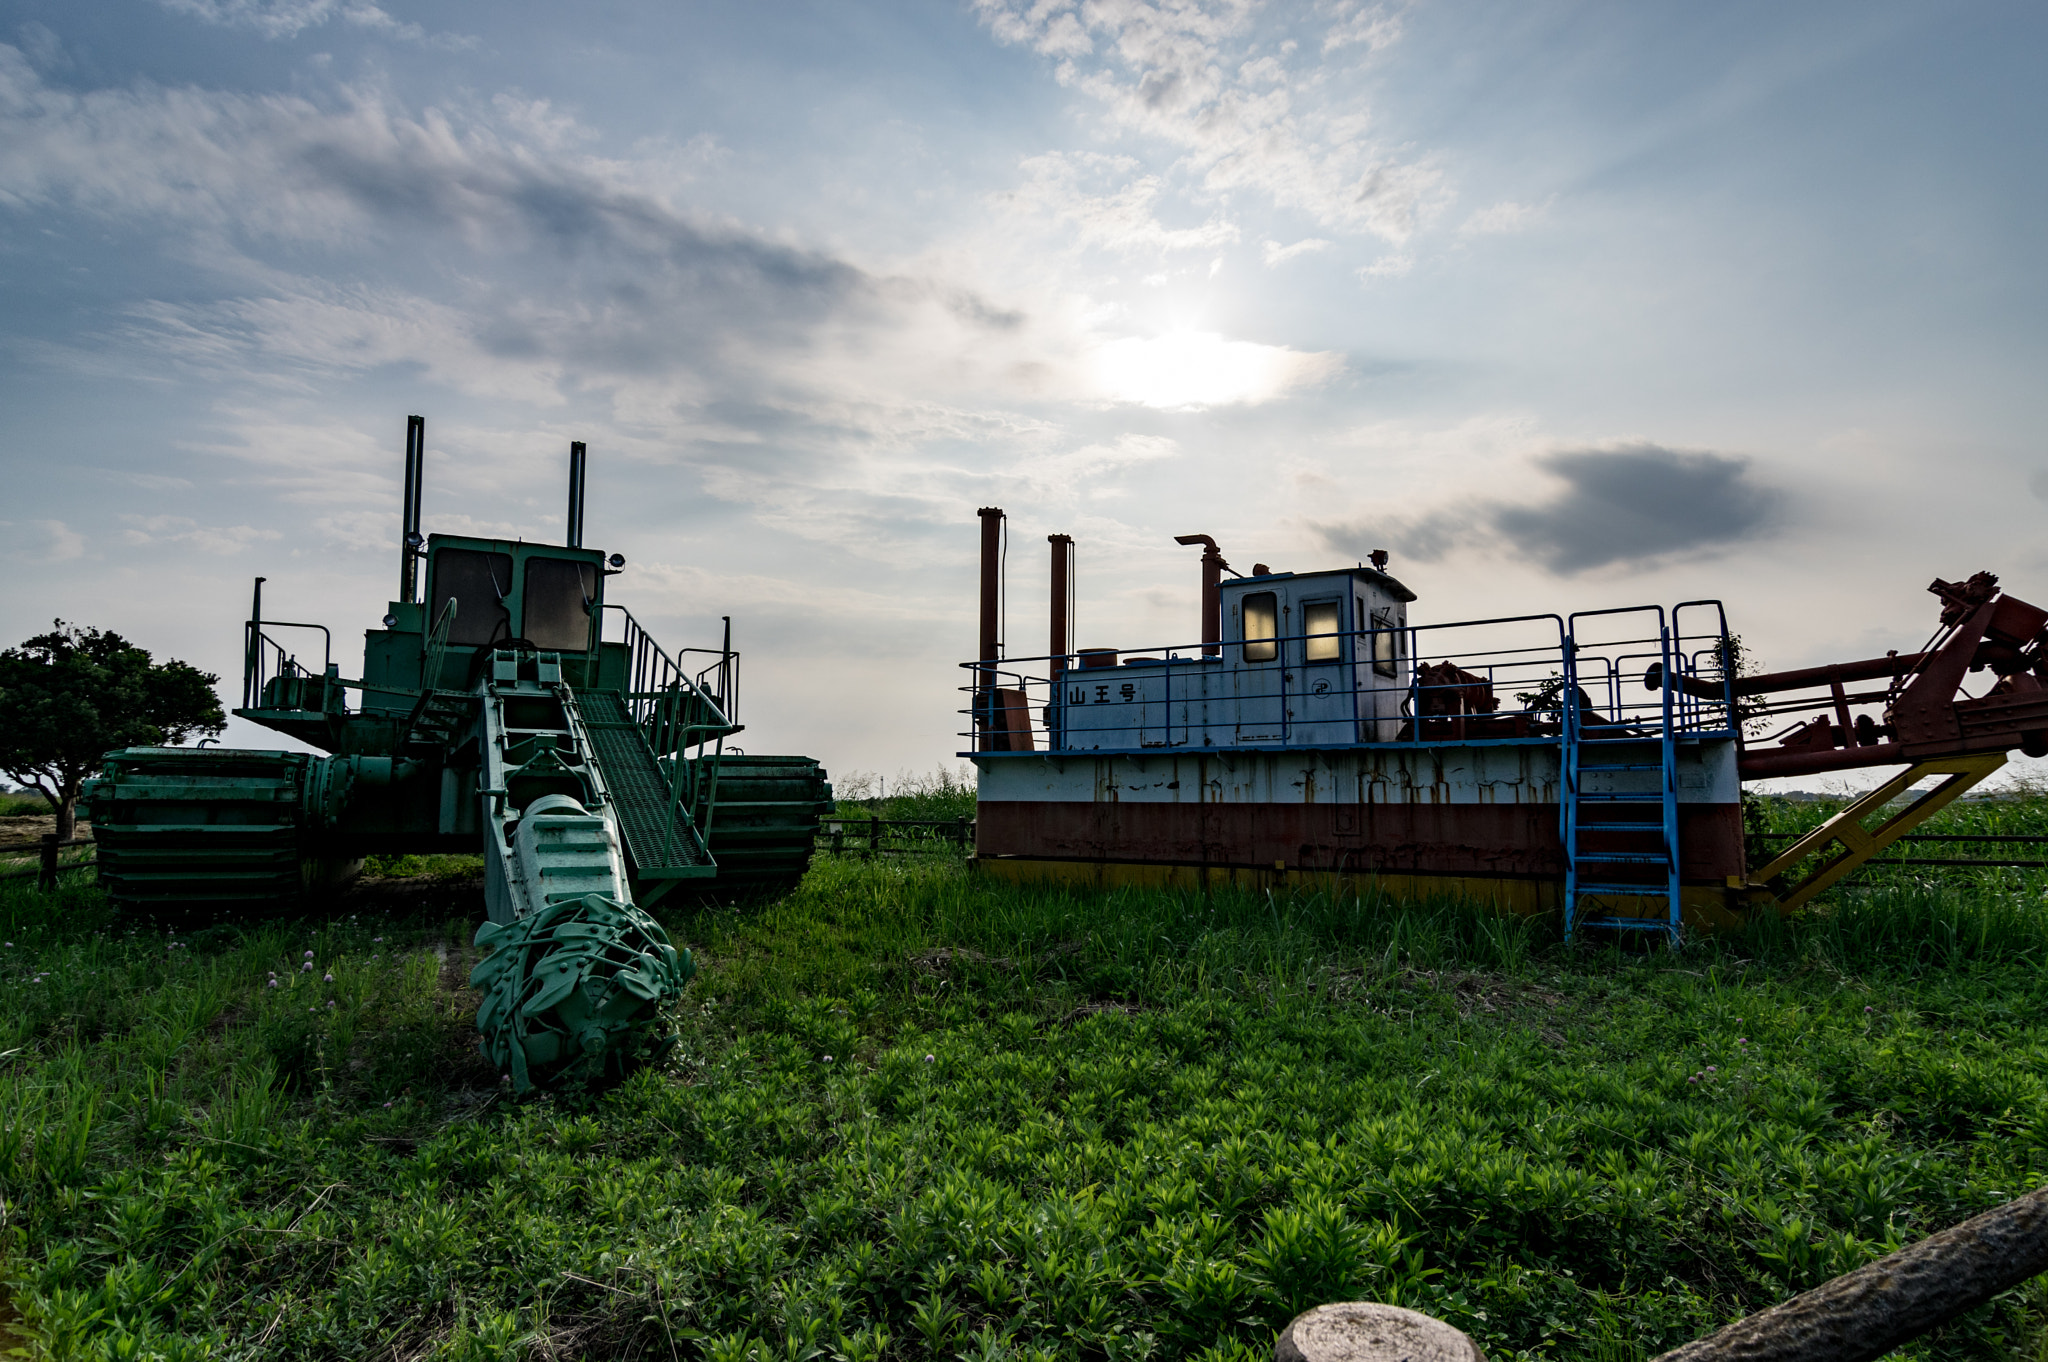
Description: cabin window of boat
xmin=523 ymin=557 xmax=596 ymax=652
xmin=430 ymin=549 xmax=514 ymax=647
xmin=1242 ymin=592 xmax=1278 ymax=662
xmin=1304 ymin=600 xmax=1342 ymax=662
xmin=1372 ymin=609 xmax=1398 ymax=678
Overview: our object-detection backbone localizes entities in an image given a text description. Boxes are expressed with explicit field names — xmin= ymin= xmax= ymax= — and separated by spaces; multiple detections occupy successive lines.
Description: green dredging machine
xmin=86 ymin=417 xmax=832 ymax=1092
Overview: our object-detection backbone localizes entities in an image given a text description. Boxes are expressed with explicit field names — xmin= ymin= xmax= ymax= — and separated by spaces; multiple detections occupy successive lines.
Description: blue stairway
xmin=1561 ymin=609 xmax=1682 ymax=945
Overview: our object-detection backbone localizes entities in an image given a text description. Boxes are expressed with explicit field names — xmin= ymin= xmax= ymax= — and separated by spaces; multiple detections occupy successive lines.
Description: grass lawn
xmin=4 ymin=796 xmax=2048 ymax=1361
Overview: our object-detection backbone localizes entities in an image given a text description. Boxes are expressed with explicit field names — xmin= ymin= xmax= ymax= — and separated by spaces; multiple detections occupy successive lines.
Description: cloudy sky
xmin=3 ymin=0 xmax=2044 ymax=788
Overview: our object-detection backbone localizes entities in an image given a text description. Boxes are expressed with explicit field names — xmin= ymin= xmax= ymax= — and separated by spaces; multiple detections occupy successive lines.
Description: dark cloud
xmin=1494 ymin=444 xmax=1780 ymax=572
xmin=1314 ymin=443 xmax=1783 ymax=576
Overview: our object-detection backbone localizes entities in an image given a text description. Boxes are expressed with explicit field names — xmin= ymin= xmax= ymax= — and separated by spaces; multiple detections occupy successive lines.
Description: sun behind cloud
xmin=1087 ymin=330 xmax=1341 ymax=410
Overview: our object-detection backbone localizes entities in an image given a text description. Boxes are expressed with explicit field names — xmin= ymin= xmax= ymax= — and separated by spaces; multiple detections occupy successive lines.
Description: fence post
xmin=39 ymin=833 xmax=59 ymax=891
xmin=831 ymin=824 xmax=844 ymax=855
xmin=869 ymin=815 xmax=880 ymax=859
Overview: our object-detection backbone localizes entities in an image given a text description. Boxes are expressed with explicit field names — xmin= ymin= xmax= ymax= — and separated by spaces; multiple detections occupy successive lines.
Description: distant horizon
xmin=3 ymin=0 xmax=2044 ymax=791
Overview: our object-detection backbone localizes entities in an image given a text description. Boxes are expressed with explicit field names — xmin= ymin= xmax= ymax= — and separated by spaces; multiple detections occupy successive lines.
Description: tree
xmin=0 ymin=622 xmax=226 ymax=841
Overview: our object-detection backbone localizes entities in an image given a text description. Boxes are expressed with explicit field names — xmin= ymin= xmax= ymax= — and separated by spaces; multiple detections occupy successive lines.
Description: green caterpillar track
xmin=87 ymin=748 xmax=359 ymax=914
xmin=692 ymin=754 xmax=833 ymax=900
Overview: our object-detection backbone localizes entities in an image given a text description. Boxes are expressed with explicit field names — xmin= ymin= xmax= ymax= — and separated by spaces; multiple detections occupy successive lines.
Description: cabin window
xmin=1372 ymin=608 xmax=1398 ymax=678
xmin=430 ymin=549 xmax=513 ymax=647
xmin=1304 ymin=600 xmax=1342 ymax=661
xmin=523 ymin=557 xmax=596 ymax=652
xmin=1242 ymin=592 xmax=1278 ymax=662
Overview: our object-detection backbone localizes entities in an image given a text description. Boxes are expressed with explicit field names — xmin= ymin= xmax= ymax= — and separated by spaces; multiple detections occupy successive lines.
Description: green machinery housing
xmin=87 ymin=418 xmax=832 ymax=1091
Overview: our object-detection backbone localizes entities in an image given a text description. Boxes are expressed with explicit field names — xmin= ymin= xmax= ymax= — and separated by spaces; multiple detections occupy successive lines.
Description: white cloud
xmin=1459 ymin=197 xmax=1553 ymax=237
xmin=3 ymin=519 xmax=86 ymax=562
xmin=1262 ymin=237 xmax=1331 ymax=266
xmin=1019 ymin=433 xmax=1179 ymax=496
xmin=1319 ymin=0 xmax=1404 ymax=55
xmin=16 ymin=21 xmax=65 ymax=69
xmin=1357 ymin=252 xmax=1412 ymax=280
xmin=1002 ymin=152 xmax=1238 ymax=254
xmin=120 ymin=515 xmax=284 ymax=554
xmin=151 ymin=0 xmax=473 ymax=47
xmin=977 ymin=0 xmax=1450 ymax=245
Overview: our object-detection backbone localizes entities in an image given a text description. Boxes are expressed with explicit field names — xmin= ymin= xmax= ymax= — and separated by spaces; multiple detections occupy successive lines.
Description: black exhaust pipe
xmin=567 ymin=440 xmax=587 ymax=548
xmin=399 ymin=415 xmax=425 ymax=604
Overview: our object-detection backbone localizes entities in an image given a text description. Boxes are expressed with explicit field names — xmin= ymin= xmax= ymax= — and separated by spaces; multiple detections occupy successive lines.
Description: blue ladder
xmin=1562 ymin=611 xmax=1682 ymax=946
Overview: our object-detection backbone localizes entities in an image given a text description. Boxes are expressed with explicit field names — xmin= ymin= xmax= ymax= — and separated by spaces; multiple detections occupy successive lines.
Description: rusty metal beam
xmin=1741 ymin=753 xmax=2006 ymax=913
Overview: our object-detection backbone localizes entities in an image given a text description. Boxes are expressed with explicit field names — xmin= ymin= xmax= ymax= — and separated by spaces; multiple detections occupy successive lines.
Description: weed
xmin=3 ymin=804 xmax=2048 ymax=1358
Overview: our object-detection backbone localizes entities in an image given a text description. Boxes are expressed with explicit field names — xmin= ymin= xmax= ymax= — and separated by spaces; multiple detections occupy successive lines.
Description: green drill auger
xmin=473 ymin=887 xmax=695 ymax=1094
xmin=86 ymin=417 xmax=832 ymax=1094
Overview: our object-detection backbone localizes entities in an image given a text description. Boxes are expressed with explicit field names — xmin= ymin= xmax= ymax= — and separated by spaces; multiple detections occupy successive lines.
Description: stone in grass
xmin=1275 ymin=1303 xmax=1486 ymax=1362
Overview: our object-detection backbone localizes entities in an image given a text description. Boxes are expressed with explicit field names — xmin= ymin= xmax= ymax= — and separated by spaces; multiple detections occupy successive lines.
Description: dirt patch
xmin=1420 ymin=970 xmax=1573 ymax=1047
xmin=0 ymin=813 xmax=90 ymax=854
xmin=1055 ymin=999 xmax=1148 ymax=1025
xmin=1311 ymin=967 xmax=1573 ymax=1044
xmin=1429 ymin=969 xmax=1567 ymax=1018
xmin=909 ymin=940 xmax=1084 ymax=977
xmin=0 ymin=1284 xmax=31 ymax=1356
xmin=330 ymin=872 xmax=485 ymax=920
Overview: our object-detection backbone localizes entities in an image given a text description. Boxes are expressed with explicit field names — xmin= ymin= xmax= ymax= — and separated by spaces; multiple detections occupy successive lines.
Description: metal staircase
xmin=400 ymin=689 xmax=476 ymax=759
xmin=1562 ymin=608 xmax=1682 ymax=945
xmin=574 ymin=689 xmax=715 ymax=891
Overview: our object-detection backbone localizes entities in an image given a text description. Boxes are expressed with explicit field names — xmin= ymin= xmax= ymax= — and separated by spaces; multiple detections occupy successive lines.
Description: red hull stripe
xmin=976 ymin=799 xmax=1745 ymax=881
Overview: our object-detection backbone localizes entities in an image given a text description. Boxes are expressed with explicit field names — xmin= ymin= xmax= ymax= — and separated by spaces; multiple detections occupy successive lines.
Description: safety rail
xmin=604 ymin=607 xmax=736 ymax=754
xmin=240 ymin=620 xmax=333 ymax=710
xmin=957 ymin=602 xmax=1738 ymax=753
xmin=603 ymin=605 xmax=739 ymax=847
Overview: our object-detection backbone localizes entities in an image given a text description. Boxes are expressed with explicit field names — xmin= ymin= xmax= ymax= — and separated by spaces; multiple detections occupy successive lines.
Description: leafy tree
xmin=0 ymin=622 xmax=226 ymax=841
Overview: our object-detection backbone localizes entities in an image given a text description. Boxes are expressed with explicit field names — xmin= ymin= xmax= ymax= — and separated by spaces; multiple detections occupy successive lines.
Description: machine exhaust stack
xmin=399 ymin=415 xmax=425 ymax=604
xmin=1174 ymin=534 xmax=1229 ymax=657
xmin=1048 ymin=533 xmax=1073 ymax=675
xmin=977 ymin=508 xmax=1005 ymax=745
xmin=567 ymin=440 xmax=587 ymax=548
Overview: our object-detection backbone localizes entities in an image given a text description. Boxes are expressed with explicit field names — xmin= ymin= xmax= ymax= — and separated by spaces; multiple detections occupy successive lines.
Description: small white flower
xmin=266 ymin=980 xmax=279 ymax=989
xmin=822 ymin=1055 xmax=833 ymax=1063
xmin=923 ymin=1054 xmax=935 ymax=1063
xmin=303 ymin=950 xmax=314 ymax=959
xmin=323 ymin=973 xmax=334 ymax=983
xmin=301 ymin=961 xmax=314 ymax=972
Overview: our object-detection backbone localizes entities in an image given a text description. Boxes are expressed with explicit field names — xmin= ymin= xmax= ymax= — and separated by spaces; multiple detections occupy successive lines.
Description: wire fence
xmin=0 ymin=835 xmax=98 ymax=887
xmin=1751 ymin=831 xmax=2048 ymax=872
xmin=815 ymin=817 xmax=975 ymax=858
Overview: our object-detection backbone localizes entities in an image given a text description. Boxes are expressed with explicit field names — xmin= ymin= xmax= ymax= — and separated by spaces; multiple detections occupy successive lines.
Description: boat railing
xmin=957 ymin=601 xmax=1738 ymax=753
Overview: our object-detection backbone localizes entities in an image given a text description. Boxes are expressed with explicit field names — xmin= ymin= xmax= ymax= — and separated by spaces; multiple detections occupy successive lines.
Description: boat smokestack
xmin=1049 ymin=533 xmax=1073 ymax=676
xmin=1174 ymin=534 xmax=1230 ymax=657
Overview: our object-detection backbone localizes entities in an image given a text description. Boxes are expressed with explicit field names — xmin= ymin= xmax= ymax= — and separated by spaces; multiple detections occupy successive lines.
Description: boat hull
xmin=972 ymin=741 xmax=1749 ymax=929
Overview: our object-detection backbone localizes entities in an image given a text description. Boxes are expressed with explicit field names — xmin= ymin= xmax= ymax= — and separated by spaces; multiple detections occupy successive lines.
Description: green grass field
xmin=3 ymin=792 xmax=2047 ymax=1361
